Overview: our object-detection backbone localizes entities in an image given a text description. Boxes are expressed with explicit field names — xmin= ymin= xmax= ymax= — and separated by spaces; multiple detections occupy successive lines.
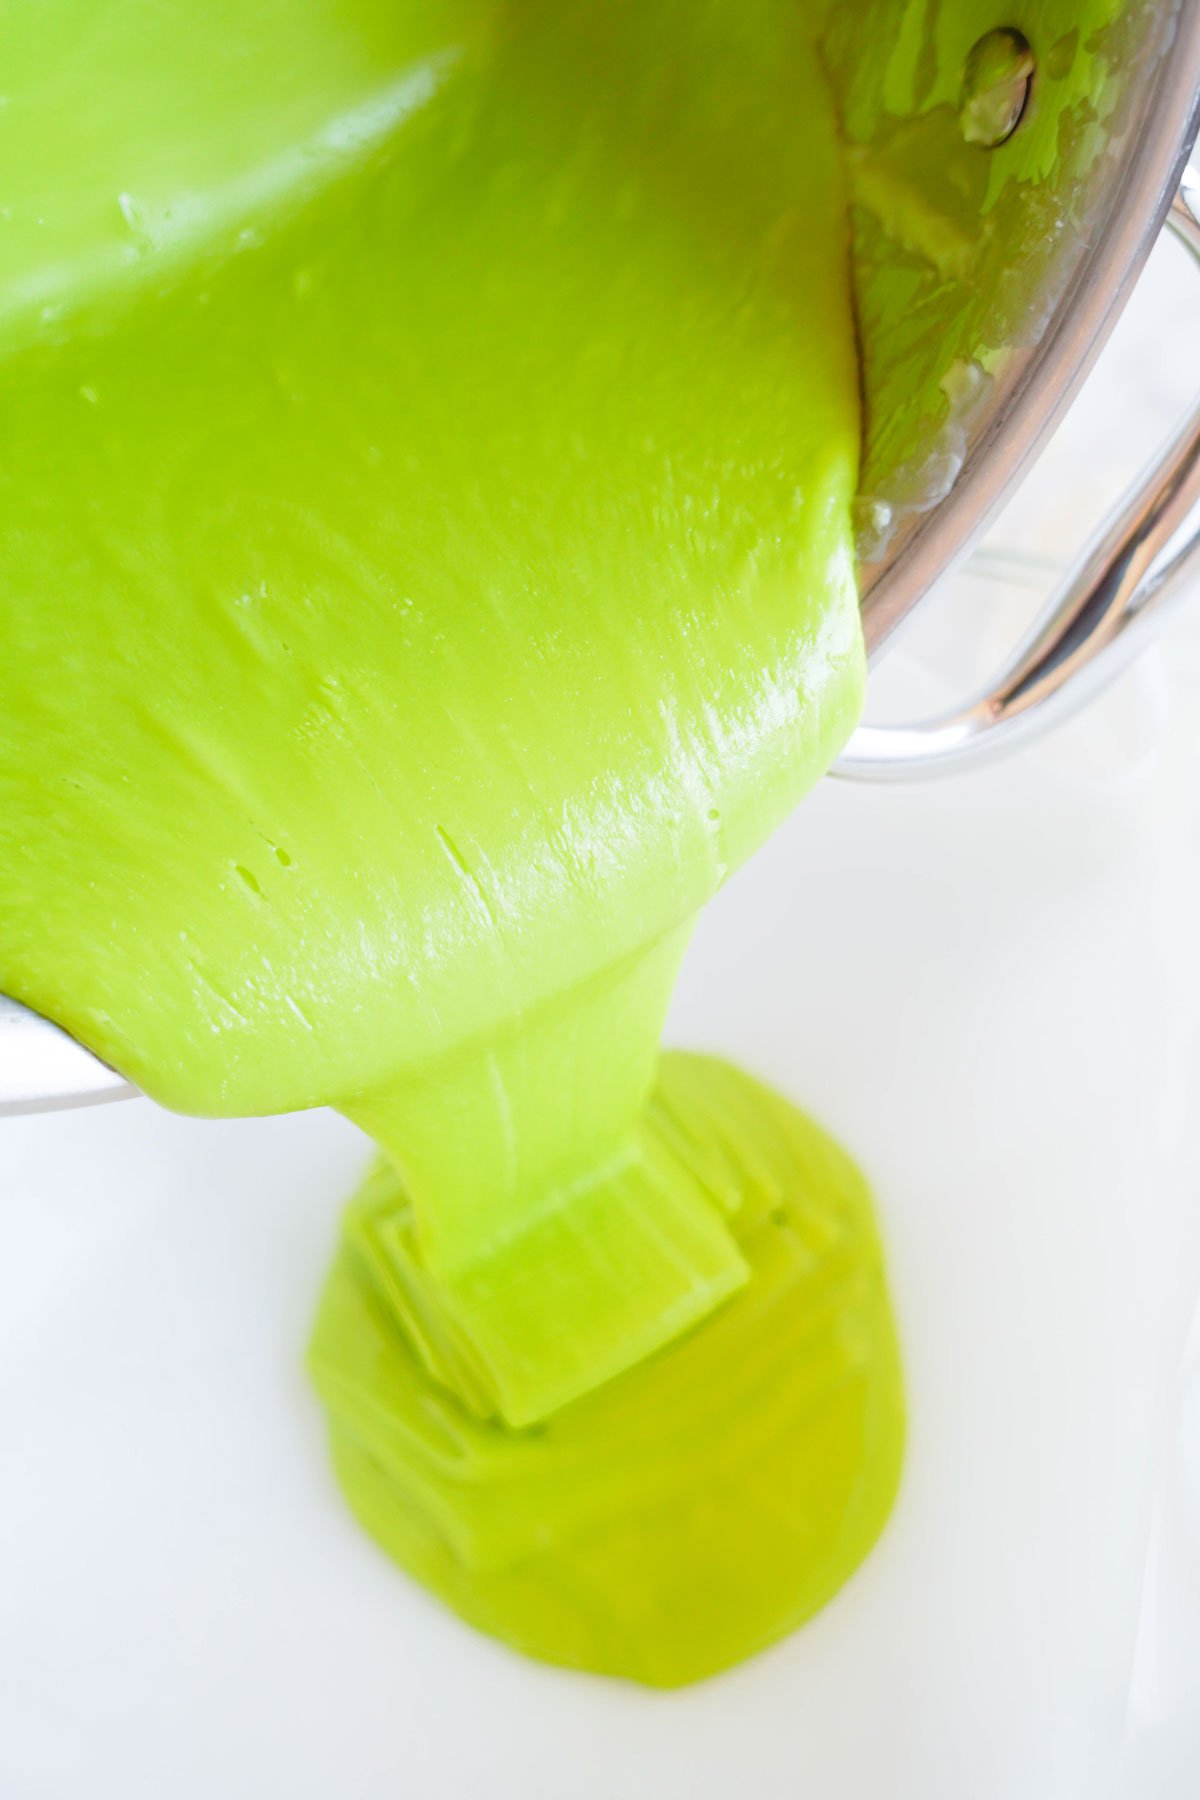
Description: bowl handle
xmin=836 ymin=168 xmax=1200 ymax=784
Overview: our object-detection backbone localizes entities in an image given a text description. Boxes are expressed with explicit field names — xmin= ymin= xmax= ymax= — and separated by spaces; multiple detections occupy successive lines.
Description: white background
xmin=2 ymin=233 xmax=1199 ymax=1798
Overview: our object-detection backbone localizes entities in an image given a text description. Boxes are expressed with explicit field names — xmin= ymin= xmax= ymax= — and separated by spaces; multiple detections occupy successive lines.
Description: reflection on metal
xmin=837 ymin=167 xmax=1200 ymax=780
xmin=850 ymin=1 xmax=1200 ymax=646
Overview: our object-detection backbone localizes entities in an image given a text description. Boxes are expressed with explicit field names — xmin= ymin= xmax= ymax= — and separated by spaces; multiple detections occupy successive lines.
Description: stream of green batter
xmin=1 ymin=0 xmax=903 ymax=1685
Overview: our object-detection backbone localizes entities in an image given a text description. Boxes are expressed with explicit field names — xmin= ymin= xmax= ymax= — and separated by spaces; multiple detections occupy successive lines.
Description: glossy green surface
xmin=1 ymin=0 xmax=902 ymax=1683
xmin=313 ymin=1055 xmax=904 ymax=1688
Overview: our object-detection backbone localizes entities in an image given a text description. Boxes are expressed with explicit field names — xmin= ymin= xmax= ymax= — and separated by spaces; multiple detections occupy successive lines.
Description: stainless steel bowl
xmin=4 ymin=1 xmax=1200 ymax=1111
xmin=838 ymin=0 xmax=1200 ymax=772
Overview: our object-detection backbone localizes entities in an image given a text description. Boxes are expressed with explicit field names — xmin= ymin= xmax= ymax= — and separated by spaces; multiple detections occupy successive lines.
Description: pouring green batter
xmin=0 ymin=0 xmax=903 ymax=1684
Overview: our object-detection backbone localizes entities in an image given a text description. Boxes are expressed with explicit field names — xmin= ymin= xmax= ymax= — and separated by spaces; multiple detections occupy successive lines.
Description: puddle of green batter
xmin=0 ymin=0 xmax=903 ymax=1685
xmin=314 ymin=1053 xmax=903 ymax=1687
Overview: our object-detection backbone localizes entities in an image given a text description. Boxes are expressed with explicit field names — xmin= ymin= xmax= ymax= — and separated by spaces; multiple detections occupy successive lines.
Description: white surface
xmin=3 ymin=244 xmax=1200 ymax=1800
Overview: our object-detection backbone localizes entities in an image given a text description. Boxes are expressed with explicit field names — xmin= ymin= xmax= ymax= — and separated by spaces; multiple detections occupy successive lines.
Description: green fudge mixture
xmin=0 ymin=0 xmax=903 ymax=1684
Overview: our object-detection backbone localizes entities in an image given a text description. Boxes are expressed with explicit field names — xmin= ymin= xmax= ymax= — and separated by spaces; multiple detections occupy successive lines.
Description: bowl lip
xmin=0 ymin=993 xmax=134 ymax=1116
xmin=860 ymin=7 xmax=1200 ymax=657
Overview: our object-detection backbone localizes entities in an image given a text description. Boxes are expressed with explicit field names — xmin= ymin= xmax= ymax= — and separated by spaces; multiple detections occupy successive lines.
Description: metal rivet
xmin=959 ymin=27 xmax=1035 ymax=148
